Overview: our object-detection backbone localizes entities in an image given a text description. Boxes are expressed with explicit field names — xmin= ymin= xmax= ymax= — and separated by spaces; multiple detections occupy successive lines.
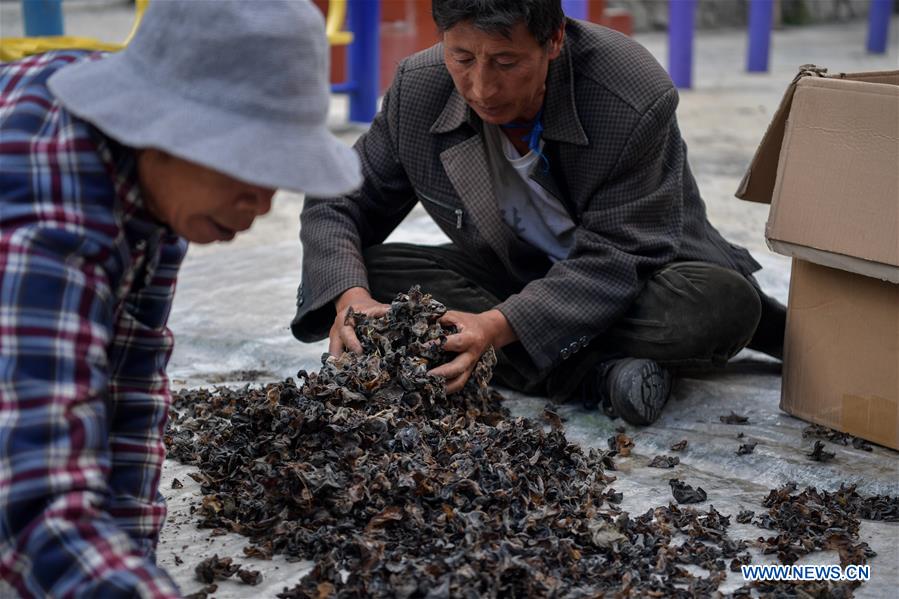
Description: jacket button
xmin=560 ymin=348 xmax=570 ymax=359
xmin=579 ymin=335 xmax=588 ymax=345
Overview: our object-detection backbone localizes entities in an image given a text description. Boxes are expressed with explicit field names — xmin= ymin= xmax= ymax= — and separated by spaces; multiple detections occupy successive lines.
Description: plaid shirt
xmin=1 ymin=52 xmax=186 ymax=598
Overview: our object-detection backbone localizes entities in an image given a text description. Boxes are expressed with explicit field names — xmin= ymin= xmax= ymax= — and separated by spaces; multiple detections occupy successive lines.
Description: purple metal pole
xmin=22 ymin=0 xmax=64 ymax=37
xmin=747 ymin=0 xmax=773 ymax=72
xmin=347 ymin=0 xmax=381 ymax=123
xmin=561 ymin=0 xmax=588 ymax=21
xmin=866 ymin=0 xmax=891 ymax=54
xmin=669 ymin=0 xmax=696 ymax=89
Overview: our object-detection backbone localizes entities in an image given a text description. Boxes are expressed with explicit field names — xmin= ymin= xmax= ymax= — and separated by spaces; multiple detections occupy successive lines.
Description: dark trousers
xmin=363 ymin=243 xmax=785 ymax=400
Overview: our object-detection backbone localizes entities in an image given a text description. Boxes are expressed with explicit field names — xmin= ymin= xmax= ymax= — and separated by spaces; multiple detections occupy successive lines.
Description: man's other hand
xmin=330 ymin=287 xmax=389 ymax=356
xmin=429 ymin=309 xmax=517 ymax=394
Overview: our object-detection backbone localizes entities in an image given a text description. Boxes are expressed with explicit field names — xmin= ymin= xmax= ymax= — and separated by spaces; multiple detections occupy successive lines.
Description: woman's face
xmin=137 ymin=150 xmax=275 ymax=244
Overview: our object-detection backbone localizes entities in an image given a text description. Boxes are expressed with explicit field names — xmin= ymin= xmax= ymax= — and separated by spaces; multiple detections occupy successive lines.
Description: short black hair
xmin=431 ymin=0 xmax=564 ymax=47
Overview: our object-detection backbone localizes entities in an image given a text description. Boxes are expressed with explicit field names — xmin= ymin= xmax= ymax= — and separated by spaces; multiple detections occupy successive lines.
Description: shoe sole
xmin=610 ymin=359 xmax=672 ymax=426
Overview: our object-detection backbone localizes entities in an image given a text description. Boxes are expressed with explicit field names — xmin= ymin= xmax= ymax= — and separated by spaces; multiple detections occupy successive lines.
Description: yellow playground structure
xmin=0 ymin=0 xmax=353 ymax=62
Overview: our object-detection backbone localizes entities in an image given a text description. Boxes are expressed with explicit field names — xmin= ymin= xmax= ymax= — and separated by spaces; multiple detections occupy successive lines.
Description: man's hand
xmin=330 ymin=287 xmax=389 ymax=355
xmin=429 ymin=309 xmax=517 ymax=394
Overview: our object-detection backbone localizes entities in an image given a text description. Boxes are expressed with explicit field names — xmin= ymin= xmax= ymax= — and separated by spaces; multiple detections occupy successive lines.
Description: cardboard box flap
xmin=766 ymin=74 xmax=899 ymax=275
xmin=735 ymin=66 xmax=899 ymax=204
xmin=736 ymin=65 xmax=825 ymax=204
xmin=768 ymin=240 xmax=899 ymax=284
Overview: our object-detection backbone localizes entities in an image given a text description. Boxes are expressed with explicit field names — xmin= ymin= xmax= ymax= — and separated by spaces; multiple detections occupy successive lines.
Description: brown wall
xmin=313 ymin=0 xmax=439 ymax=92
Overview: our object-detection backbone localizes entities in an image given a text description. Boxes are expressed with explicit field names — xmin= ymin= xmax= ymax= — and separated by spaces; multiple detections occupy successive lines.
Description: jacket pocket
xmin=418 ymin=192 xmax=464 ymax=230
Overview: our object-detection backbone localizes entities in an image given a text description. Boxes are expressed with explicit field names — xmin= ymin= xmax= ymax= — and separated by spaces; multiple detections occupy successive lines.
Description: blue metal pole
xmin=22 ymin=0 xmax=64 ymax=37
xmin=561 ymin=0 xmax=588 ymax=21
xmin=330 ymin=82 xmax=358 ymax=94
xmin=669 ymin=0 xmax=696 ymax=89
xmin=747 ymin=0 xmax=773 ymax=72
xmin=347 ymin=0 xmax=380 ymax=124
xmin=866 ymin=0 xmax=891 ymax=54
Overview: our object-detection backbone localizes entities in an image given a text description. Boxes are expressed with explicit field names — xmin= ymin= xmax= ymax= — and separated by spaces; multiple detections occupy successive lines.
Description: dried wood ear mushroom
xmin=165 ymin=287 xmax=893 ymax=598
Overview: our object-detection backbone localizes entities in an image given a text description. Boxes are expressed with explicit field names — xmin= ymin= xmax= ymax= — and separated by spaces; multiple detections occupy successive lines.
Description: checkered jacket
xmin=294 ymin=19 xmax=759 ymax=373
xmin=0 ymin=52 xmax=184 ymax=598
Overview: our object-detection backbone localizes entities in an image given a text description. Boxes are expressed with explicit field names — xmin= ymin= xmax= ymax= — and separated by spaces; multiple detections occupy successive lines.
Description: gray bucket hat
xmin=48 ymin=0 xmax=361 ymax=197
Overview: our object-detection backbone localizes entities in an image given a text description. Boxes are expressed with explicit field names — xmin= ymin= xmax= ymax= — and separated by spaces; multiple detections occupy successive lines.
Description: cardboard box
xmin=785 ymin=260 xmax=898 ymax=449
xmin=738 ymin=66 xmax=899 ymax=449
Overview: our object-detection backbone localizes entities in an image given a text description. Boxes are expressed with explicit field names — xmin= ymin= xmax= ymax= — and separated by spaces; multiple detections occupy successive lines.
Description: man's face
xmin=137 ymin=150 xmax=275 ymax=244
xmin=443 ymin=20 xmax=563 ymax=125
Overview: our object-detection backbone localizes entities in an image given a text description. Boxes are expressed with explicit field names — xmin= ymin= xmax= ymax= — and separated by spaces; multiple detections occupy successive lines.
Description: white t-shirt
xmin=482 ymin=124 xmax=575 ymax=262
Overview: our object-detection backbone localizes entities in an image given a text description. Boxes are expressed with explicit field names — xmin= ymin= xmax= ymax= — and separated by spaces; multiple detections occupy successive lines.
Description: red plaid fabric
xmin=1 ymin=51 xmax=185 ymax=598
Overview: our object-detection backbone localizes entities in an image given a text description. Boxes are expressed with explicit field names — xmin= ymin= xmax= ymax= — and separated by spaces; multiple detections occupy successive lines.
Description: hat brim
xmin=48 ymin=53 xmax=362 ymax=197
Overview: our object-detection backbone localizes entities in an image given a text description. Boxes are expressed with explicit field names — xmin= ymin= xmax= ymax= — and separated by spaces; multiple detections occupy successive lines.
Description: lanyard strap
xmin=500 ymin=106 xmax=549 ymax=172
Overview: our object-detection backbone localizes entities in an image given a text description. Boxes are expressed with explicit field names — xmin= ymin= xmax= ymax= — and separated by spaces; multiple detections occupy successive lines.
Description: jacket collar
xmin=430 ymin=28 xmax=588 ymax=146
xmin=430 ymin=87 xmax=471 ymax=134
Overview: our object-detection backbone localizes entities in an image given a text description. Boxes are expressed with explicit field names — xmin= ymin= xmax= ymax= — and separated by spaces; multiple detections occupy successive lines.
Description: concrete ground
xmin=2 ymin=2 xmax=897 ymax=597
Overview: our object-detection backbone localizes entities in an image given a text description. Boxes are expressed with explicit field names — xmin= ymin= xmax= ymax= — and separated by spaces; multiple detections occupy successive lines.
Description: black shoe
xmin=582 ymin=358 xmax=672 ymax=426
xmin=747 ymin=290 xmax=786 ymax=361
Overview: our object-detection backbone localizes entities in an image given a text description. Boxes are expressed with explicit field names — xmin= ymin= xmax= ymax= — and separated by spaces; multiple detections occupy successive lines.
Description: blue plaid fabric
xmin=1 ymin=51 xmax=185 ymax=597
